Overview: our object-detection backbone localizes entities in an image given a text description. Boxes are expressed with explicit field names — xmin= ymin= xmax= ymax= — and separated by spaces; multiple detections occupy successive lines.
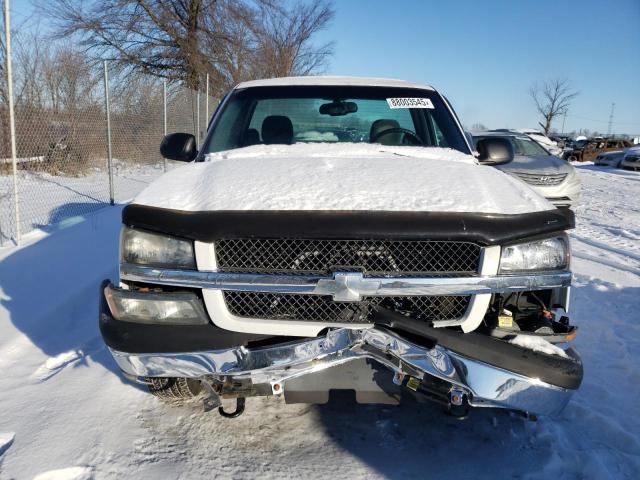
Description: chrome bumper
xmin=110 ymin=327 xmax=577 ymax=416
xmin=120 ymin=263 xmax=571 ymax=300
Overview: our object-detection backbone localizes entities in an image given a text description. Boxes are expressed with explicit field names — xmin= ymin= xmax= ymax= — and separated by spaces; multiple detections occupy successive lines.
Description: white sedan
xmin=473 ymin=132 xmax=581 ymax=208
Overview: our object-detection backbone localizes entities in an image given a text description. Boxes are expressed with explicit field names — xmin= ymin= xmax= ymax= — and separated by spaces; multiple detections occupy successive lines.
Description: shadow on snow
xmin=0 ymin=202 xmax=133 ymax=385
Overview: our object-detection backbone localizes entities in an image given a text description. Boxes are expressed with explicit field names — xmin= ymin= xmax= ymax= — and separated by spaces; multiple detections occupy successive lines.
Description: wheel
xmin=146 ymin=377 xmax=202 ymax=401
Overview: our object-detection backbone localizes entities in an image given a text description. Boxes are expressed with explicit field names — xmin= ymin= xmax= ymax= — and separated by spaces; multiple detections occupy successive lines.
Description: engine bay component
xmin=486 ymin=292 xmax=577 ymax=343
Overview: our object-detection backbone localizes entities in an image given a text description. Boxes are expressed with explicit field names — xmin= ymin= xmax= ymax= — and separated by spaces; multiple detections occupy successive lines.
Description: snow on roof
xmin=234 ymin=76 xmax=436 ymax=91
xmin=515 ymin=128 xmax=543 ymax=133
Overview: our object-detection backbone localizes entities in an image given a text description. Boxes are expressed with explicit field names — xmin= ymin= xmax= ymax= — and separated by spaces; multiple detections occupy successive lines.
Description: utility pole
xmin=561 ymin=111 xmax=567 ymax=135
xmin=607 ymin=103 xmax=615 ymax=136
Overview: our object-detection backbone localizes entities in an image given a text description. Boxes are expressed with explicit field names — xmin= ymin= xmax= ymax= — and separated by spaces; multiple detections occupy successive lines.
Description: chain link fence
xmin=0 ymin=58 xmax=215 ymax=246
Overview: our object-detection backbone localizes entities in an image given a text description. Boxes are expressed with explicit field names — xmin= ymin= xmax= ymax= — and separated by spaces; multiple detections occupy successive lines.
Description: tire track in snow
xmin=572 ymin=229 xmax=640 ymax=261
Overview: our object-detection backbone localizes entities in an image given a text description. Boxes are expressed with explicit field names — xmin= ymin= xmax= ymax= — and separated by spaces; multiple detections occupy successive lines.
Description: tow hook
xmin=201 ymin=380 xmax=246 ymax=418
xmin=447 ymin=388 xmax=470 ymax=419
xmin=218 ymin=397 xmax=246 ymax=418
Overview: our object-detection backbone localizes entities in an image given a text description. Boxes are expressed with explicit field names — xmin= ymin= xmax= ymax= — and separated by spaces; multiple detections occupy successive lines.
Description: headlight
xmin=499 ymin=236 xmax=569 ymax=273
xmin=105 ymin=286 xmax=208 ymax=325
xmin=121 ymin=227 xmax=195 ymax=269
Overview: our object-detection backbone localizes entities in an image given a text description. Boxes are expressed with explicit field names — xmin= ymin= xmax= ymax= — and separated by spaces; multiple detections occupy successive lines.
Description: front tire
xmin=146 ymin=377 xmax=202 ymax=401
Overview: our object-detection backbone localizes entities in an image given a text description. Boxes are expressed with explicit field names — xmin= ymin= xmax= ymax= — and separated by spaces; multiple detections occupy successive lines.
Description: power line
xmin=565 ymin=113 xmax=640 ymax=127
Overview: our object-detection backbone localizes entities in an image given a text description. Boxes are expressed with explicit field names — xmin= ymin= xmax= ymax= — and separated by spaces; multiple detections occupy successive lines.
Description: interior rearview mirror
xmin=475 ymin=137 xmax=514 ymax=165
xmin=319 ymin=101 xmax=358 ymax=116
xmin=160 ymin=133 xmax=198 ymax=162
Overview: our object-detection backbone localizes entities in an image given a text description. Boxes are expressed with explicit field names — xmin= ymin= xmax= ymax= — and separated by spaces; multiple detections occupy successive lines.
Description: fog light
xmin=105 ymin=285 xmax=208 ymax=325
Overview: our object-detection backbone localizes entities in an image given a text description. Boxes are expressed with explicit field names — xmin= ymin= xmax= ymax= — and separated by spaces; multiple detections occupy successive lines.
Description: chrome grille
xmin=214 ymin=239 xmax=481 ymax=276
xmin=223 ymin=292 xmax=471 ymax=323
xmin=514 ymin=172 xmax=567 ymax=186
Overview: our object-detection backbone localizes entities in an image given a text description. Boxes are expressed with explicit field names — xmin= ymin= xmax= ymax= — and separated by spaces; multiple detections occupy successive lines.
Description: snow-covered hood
xmin=133 ymin=144 xmax=553 ymax=214
xmin=496 ymin=154 xmax=575 ymax=175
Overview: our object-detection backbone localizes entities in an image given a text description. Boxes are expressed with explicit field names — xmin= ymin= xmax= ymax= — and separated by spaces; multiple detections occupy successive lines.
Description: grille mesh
xmin=223 ymin=292 xmax=471 ymax=323
xmin=514 ymin=172 xmax=567 ymax=186
xmin=215 ymin=238 xmax=481 ymax=276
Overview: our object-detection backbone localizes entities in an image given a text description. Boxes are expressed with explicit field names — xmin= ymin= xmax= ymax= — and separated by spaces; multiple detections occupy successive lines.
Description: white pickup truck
xmin=100 ymin=77 xmax=582 ymax=419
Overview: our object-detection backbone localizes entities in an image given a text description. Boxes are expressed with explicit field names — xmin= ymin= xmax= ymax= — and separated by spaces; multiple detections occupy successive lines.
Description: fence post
xmin=3 ymin=0 xmax=20 ymax=245
xmin=205 ymin=73 xmax=209 ymax=128
xmin=163 ymin=79 xmax=167 ymax=172
xmin=103 ymin=60 xmax=114 ymax=205
xmin=196 ymin=85 xmax=201 ymax=142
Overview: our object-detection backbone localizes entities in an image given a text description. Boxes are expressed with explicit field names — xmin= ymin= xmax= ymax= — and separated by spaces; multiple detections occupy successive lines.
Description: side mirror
xmin=160 ymin=133 xmax=198 ymax=162
xmin=475 ymin=137 xmax=514 ymax=164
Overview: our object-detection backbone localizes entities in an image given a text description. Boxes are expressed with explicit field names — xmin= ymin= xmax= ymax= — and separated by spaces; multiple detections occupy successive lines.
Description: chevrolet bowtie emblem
xmin=315 ymin=272 xmax=378 ymax=302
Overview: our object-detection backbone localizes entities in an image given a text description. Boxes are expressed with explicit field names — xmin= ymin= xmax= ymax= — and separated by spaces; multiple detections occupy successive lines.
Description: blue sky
xmin=7 ymin=0 xmax=640 ymax=134
xmin=315 ymin=0 xmax=640 ymax=135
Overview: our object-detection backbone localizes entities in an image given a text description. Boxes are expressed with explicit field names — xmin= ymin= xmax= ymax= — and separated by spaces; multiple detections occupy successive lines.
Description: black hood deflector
xmin=122 ymin=205 xmax=574 ymax=246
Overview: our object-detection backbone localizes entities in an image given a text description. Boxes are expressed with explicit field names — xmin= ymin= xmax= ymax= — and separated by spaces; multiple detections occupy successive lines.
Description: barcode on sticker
xmin=386 ymin=98 xmax=434 ymax=109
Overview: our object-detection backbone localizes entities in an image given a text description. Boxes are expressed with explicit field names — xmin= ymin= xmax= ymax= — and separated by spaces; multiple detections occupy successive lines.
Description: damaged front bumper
xmin=108 ymin=322 xmax=582 ymax=417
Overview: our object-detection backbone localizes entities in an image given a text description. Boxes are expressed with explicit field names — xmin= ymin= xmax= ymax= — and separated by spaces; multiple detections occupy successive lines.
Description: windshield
xmin=202 ymin=86 xmax=469 ymax=154
xmin=511 ymin=136 xmax=550 ymax=156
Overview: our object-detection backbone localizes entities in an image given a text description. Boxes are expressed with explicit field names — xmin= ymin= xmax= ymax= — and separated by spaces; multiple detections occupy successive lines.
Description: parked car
xmin=563 ymin=137 xmax=631 ymax=162
xmin=621 ymin=147 xmax=640 ymax=171
xmin=101 ymin=76 xmax=582 ymax=420
xmin=594 ymin=150 xmax=626 ymax=168
xmin=488 ymin=128 xmax=563 ymax=156
xmin=550 ymin=135 xmax=572 ymax=149
xmin=515 ymin=129 xmax=563 ymax=156
xmin=472 ymin=131 xmax=581 ymax=208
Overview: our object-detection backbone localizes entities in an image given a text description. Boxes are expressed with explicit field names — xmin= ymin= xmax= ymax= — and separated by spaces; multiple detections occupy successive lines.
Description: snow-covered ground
xmin=0 ymin=161 xmax=168 ymax=246
xmin=1 ymin=163 xmax=639 ymax=479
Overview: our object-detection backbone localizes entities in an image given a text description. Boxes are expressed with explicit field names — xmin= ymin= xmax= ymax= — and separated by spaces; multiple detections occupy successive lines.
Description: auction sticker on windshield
xmin=386 ymin=98 xmax=434 ymax=109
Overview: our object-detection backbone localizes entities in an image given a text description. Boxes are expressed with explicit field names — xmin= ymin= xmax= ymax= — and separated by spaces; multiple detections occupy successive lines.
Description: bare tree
xmin=251 ymin=0 xmax=334 ymax=77
xmin=43 ymin=0 xmax=334 ymax=94
xmin=42 ymin=48 xmax=101 ymax=113
xmin=14 ymin=32 xmax=47 ymax=108
xmin=530 ymin=78 xmax=578 ymax=135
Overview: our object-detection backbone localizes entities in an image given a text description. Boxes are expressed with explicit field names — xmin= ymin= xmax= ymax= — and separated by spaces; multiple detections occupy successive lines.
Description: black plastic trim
xmin=122 ymin=205 xmax=574 ymax=246
xmin=372 ymin=308 xmax=583 ymax=390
